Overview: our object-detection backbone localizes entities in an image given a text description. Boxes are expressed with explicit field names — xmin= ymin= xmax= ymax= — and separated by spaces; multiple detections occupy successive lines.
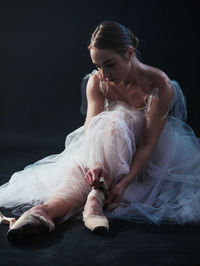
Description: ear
xmin=126 ymin=46 xmax=134 ymax=60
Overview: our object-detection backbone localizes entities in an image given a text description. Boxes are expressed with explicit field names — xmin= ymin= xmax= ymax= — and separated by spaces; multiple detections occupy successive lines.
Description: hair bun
xmin=88 ymin=21 xmax=140 ymax=58
xmin=126 ymin=28 xmax=139 ymax=48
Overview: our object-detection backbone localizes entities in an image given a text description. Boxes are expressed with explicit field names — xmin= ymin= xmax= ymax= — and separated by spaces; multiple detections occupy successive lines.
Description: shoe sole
xmin=93 ymin=226 xmax=108 ymax=235
xmin=6 ymin=223 xmax=48 ymax=243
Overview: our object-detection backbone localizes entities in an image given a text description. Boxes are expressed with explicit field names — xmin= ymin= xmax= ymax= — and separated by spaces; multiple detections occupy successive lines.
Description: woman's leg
xmin=31 ymin=171 xmax=113 ymax=222
xmin=6 ymin=165 xmax=91 ymax=241
xmin=25 ymin=164 xmax=90 ymax=220
xmin=6 ymin=110 xmax=133 ymax=239
xmin=28 ymin=165 xmax=113 ymax=234
xmin=81 ymin=111 xmax=134 ymax=232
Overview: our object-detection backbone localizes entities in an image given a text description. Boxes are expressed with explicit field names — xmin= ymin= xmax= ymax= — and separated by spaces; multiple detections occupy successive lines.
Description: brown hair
xmin=88 ymin=21 xmax=139 ymax=58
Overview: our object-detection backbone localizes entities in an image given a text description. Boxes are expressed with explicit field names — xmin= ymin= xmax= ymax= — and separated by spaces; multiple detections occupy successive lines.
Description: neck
xmin=124 ymin=57 xmax=142 ymax=86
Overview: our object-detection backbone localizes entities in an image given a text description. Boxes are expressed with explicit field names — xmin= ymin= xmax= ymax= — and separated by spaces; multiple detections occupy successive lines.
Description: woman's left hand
xmin=106 ymin=183 xmax=125 ymax=209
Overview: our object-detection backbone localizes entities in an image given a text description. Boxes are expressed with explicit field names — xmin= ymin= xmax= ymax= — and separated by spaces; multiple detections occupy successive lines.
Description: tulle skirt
xmin=0 ymin=80 xmax=200 ymax=225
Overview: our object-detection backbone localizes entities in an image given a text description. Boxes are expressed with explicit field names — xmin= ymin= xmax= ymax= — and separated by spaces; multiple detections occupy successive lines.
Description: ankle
xmin=42 ymin=204 xmax=54 ymax=219
xmin=84 ymin=197 xmax=104 ymax=216
xmin=27 ymin=204 xmax=53 ymax=222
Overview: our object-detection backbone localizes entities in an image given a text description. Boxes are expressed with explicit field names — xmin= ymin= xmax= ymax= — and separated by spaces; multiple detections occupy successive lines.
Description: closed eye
xmin=94 ymin=63 xmax=114 ymax=69
xmin=106 ymin=63 xmax=114 ymax=68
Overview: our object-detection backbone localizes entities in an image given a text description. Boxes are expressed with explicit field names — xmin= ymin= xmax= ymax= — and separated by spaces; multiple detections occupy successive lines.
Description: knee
xmin=105 ymin=112 xmax=126 ymax=137
xmin=70 ymin=165 xmax=83 ymax=176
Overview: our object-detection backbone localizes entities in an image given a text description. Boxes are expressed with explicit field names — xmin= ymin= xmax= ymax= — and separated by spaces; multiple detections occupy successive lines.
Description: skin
xmin=84 ymin=46 xmax=174 ymax=207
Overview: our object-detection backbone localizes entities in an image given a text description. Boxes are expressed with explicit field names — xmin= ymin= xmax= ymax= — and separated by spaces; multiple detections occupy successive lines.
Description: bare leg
xmin=29 ymin=173 xmax=113 ymax=222
xmin=27 ymin=168 xmax=113 ymax=234
xmin=30 ymin=196 xmax=85 ymax=221
xmin=6 ymin=165 xmax=90 ymax=242
xmin=25 ymin=164 xmax=90 ymax=221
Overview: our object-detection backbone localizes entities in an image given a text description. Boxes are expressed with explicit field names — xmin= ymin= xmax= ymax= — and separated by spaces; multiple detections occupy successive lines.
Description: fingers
xmin=106 ymin=194 xmax=120 ymax=212
xmin=106 ymin=193 xmax=120 ymax=206
xmin=91 ymin=168 xmax=100 ymax=186
xmin=84 ymin=167 xmax=103 ymax=187
xmin=106 ymin=185 xmax=121 ymax=211
xmin=106 ymin=193 xmax=114 ymax=206
xmin=85 ymin=171 xmax=93 ymax=187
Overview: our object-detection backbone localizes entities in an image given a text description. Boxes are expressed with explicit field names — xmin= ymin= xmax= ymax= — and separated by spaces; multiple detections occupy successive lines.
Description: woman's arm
xmin=84 ymin=73 xmax=105 ymax=135
xmin=107 ymin=76 xmax=174 ymax=205
xmin=83 ymin=73 xmax=107 ymax=188
xmin=119 ymin=77 xmax=174 ymax=189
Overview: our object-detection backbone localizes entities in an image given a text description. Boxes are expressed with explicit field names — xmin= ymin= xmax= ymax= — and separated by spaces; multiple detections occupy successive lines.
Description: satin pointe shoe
xmin=5 ymin=211 xmax=55 ymax=243
xmin=0 ymin=212 xmax=16 ymax=228
xmin=83 ymin=187 xmax=109 ymax=234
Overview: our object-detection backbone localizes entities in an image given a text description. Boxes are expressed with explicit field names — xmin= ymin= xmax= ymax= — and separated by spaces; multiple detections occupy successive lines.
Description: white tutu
xmin=0 ymin=77 xmax=200 ymax=225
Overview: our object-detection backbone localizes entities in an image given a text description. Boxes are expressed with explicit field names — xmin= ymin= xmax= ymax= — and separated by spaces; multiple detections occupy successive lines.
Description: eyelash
xmin=106 ymin=64 xmax=114 ymax=68
xmin=95 ymin=63 xmax=114 ymax=69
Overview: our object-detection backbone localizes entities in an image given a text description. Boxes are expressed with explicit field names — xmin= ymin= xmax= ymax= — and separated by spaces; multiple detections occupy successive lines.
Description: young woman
xmin=1 ymin=21 xmax=200 ymax=242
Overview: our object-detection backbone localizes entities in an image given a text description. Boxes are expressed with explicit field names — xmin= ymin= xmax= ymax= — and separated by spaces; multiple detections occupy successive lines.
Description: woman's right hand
xmin=84 ymin=166 xmax=106 ymax=188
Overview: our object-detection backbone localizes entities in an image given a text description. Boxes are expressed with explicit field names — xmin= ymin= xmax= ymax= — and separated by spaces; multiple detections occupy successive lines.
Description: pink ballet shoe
xmin=83 ymin=188 xmax=109 ymax=234
xmin=5 ymin=211 xmax=55 ymax=242
xmin=83 ymin=213 xmax=109 ymax=234
xmin=0 ymin=212 xmax=16 ymax=228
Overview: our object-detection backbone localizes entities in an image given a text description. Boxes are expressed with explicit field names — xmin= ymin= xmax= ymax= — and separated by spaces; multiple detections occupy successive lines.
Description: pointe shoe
xmin=83 ymin=213 xmax=109 ymax=234
xmin=83 ymin=189 xmax=109 ymax=234
xmin=0 ymin=212 xmax=16 ymax=228
xmin=6 ymin=211 xmax=55 ymax=243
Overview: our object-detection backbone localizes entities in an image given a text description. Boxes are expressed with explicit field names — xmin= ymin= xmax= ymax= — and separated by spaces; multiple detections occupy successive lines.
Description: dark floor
xmin=1 ymin=149 xmax=200 ymax=266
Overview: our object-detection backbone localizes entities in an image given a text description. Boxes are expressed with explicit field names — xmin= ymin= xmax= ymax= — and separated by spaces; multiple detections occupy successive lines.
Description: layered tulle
xmin=0 ymin=79 xmax=200 ymax=225
xmin=107 ymin=114 xmax=200 ymax=224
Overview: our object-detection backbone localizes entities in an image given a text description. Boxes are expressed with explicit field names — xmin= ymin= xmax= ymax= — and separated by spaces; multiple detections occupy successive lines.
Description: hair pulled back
xmin=88 ymin=21 xmax=139 ymax=58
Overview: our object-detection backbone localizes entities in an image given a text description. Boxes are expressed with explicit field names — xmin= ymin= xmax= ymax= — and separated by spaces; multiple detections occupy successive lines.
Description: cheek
xmin=122 ymin=62 xmax=131 ymax=75
xmin=119 ymin=64 xmax=129 ymax=77
xmin=113 ymin=62 xmax=130 ymax=81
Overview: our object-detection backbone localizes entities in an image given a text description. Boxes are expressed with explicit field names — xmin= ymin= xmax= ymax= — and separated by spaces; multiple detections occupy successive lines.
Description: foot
xmin=0 ymin=212 xmax=16 ymax=228
xmin=6 ymin=205 xmax=55 ymax=243
xmin=84 ymin=194 xmax=104 ymax=217
xmin=25 ymin=205 xmax=54 ymax=224
xmin=83 ymin=189 xmax=109 ymax=234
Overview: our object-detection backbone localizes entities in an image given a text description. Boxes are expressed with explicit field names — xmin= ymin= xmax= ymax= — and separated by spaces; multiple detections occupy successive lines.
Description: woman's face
xmin=90 ymin=48 xmax=133 ymax=84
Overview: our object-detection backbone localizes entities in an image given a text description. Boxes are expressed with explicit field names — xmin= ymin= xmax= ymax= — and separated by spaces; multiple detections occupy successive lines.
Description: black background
xmin=0 ymin=0 xmax=199 ymax=154
xmin=0 ymin=2 xmax=200 ymax=265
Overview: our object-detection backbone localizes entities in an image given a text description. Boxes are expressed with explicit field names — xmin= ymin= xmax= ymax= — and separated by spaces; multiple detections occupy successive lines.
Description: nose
xmin=101 ymin=68 xmax=110 ymax=80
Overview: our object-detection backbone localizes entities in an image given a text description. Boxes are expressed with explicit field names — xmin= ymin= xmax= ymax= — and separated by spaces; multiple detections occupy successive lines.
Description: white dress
xmin=0 ymin=71 xmax=200 ymax=225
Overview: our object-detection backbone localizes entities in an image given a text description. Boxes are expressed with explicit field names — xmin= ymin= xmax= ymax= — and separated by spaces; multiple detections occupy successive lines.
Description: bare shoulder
xmin=85 ymin=71 xmax=104 ymax=112
xmin=142 ymin=65 xmax=174 ymax=121
xmin=86 ymin=72 xmax=103 ymax=98
xmin=86 ymin=73 xmax=98 ymax=93
xmin=148 ymin=66 xmax=172 ymax=89
xmin=84 ymin=72 xmax=105 ymax=134
xmin=145 ymin=66 xmax=174 ymax=104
